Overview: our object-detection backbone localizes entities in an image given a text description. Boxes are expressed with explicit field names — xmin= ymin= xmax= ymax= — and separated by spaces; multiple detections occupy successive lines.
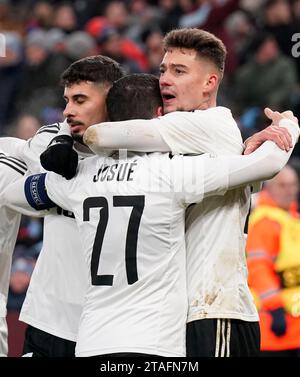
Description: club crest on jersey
xmin=93 ymin=161 xmax=137 ymax=183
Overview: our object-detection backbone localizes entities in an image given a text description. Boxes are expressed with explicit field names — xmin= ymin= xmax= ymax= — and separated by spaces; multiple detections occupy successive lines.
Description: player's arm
xmin=0 ymin=137 xmax=26 ymax=158
xmin=84 ymin=118 xmax=170 ymax=154
xmin=83 ymin=110 xmax=240 ymax=155
xmin=0 ymin=175 xmax=53 ymax=217
xmin=179 ymin=118 xmax=299 ymax=204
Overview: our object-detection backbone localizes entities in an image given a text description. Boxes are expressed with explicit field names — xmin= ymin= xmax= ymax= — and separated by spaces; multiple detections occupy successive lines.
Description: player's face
xmin=159 ymin=48 xmax=215 ymax=114
xmin=63 ymin=81 xmax=109 ymax=144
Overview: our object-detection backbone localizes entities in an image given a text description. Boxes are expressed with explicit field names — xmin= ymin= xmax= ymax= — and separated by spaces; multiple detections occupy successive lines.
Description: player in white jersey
xmin=0 ymin=146 xmax=27 ymax=356
xmin=0 ymin=56 xmax=123 ymax=357
xmin=84 ymin=29 xmax=297 ymax=356
xmin=4 ymin=74 xmax=298 ymax=357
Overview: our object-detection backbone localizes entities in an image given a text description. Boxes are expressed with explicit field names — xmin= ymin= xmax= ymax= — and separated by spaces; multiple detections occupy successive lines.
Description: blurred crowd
xmin=2 ymin=0 xmax=300 ymax=356
xmin=1 ymin=0 xmax=300 ymax=145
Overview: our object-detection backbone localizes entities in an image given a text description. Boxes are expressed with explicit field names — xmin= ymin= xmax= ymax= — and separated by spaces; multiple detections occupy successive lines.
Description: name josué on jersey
xmin=93 ymin=161 xmax=138 ymax=183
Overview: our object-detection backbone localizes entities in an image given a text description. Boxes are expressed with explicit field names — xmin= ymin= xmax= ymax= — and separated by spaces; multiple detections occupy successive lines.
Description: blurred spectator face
xmin=65 ymin=31 xmax=97 ymax=60
xmin=54 ymin=4 xmax=77 ymax=32
xmin=63 ymin=82 xmax=109 ymax=143
xmin=145 ymin=30 xmax=164 ymax=71
xmin=179 ymin=0 xmax=196 ymax=13
xmin=0 ymin=0 xmax=10 ymax=20
xmin=266 ymin=166 xmax=299 ymax=210
xmin=130 ymin=0 xmax=147 ymax=14
xmin=33 ymin=1 xmax=54 ymax=29
xmin=105 ymin=1 xmax=129 ymax=30
xmin=226 ymin=11 xmax=253 ymax=38
xmin=25 ymin=30 xmax=49 ymax=66
xmin=100 ymin=33 xmax=122 ymax=59
xmin=146 ymin=30 xmax=164 ymax=52
xmin=14 ymin=115 xmax=40 ymax=140
xmin=159 ymin=0 xmax=177 ymax=11
xmin=292 ymin=0 xmax=300 ymax=20
xmin=265 ymin=0 xmax=291 ymax=25
xmin=25 ymin=45 xmax=48 ymax=66
xmin=240 ymin=0 xmax=264 ymax=14
xmin=255 ymin=37 xmax=279 ymax=64
xmin=159 ymin=48 xmax=217 ymax=113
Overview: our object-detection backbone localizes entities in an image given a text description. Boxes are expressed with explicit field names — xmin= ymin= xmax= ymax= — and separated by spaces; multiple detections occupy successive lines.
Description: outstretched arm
xmin=182 ymin=118 xmax=299 ymax=203
xmin=0 ymin=176 xmax=51 ymax=217
xmin=84 ymin=118 xmax=170 ymax=154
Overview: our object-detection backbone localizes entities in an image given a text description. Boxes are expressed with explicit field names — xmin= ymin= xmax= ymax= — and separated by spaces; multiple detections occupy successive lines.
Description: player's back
xmin=45 ymin=152 xmax=189 ymax=357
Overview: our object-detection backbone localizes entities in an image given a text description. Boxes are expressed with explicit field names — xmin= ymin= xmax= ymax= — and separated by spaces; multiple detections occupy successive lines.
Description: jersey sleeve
xmin=174 ymin=119 xmax=298 ymax=205
xmin=155 ymin=110 xmax=244 ymax=155
xmin=44 ymin=172 xmax=75 ymax=211
xmin=20 ymin=172 xmax=72 ymax=213
xmin=0 ymin=137 xmax=26 ymax=158
xmin=172 ymin=154 xmax=230 ymax=205
xmin=84 ymin=109 xmax=244 ymax=156
xmin=21 ymin=123 xmax=61 ymax=172
xmin=1 ymin=175 xmax=51 ymax=217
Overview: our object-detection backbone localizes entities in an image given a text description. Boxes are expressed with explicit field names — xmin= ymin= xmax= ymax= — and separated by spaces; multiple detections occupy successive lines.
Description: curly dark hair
xmin=61 ymin=55 xmax=124 ymax=87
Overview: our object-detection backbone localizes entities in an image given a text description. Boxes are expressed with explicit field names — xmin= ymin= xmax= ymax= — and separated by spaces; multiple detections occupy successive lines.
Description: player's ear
xmin=155 ymin=106 xmax=163 ymax=117
xmin=204 ymin=73 xmax=218 ymax=92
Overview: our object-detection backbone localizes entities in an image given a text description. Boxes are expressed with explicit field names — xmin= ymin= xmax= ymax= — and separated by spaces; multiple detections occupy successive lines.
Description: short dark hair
xmin=163 ymin=28 xmax=227 ymax=77
xmin=61 ymin=55 xmax=124 ymax=87
xmin=106 ymin=73 xmax=162 ymax=121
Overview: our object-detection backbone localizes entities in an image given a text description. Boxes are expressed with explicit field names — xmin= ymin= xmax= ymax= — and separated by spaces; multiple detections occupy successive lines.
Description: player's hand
xmin=243 ymin=108 xmax=297 ymax=155
xmin=40 ymin=135 xmax=78 ymax=180
xmin=269 ymin=307 xmax=287 ymax=337
xmin=265 ymin=107 xmax=298 ymax=123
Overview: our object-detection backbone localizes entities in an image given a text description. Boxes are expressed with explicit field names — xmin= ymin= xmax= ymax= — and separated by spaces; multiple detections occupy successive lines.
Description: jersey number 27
xmin=83 ymin=195 xmax=145 ymax=286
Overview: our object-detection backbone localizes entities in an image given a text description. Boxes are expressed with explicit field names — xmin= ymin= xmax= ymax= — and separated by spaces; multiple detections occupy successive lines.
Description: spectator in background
xmin=85 ymin=16 xmax=148 ymax=71
xmin=247 ymin=165 xmax=300 ymax=356
xmin=27 ymin=0 xmax=54 ymax=31
xmin=0 ymin=31 xmax=23 ymax=135
xmin=125 ymin=0 xmax=162 ymax=45
xmin=14 ymin=29 xmax=68 ymax=123
xmin=141 ymin=27 xmax=164 ymax=75
xmin=225 ymin=10 xmax=256 ymax=66
xmin=64 ymin=31 xmax=98 ymax=62
xmin=8 ymin=114 xmax=41 ymax=140
xmin=7 ymin=216 xmax=42 ymax=312
xmin=262 ymin=0 xmax=298 ymax=63
xmin=158 ymin=0 xmax=182 ymax=34
xmin=234 ymin=32 xmax=298 ymax=137
xmin=53 ymin=3 xmax=77 ymax=34
xmin=97 ymin=26 xmax=143 ymax=73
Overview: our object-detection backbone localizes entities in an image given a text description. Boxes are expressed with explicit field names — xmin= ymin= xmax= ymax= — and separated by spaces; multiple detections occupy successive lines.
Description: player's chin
xmin=71 ymin=131 xmax=84 ymax=144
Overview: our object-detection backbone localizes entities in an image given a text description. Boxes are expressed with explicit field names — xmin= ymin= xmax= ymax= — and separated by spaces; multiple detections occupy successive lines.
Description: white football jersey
xmin=155 ymin=107 xmax=259 ymax=322
xmin=0 ymin=149 xmax=27 ymax=356
xmin=27 ymin=151 xmax=234 ymax=357
xmin=2 ymin=124 xmax=89 ymax=341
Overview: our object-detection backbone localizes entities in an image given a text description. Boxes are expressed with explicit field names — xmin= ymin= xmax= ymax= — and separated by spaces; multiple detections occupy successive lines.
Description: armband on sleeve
xmin=24 ymin=173 xmax=56 ymax=210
